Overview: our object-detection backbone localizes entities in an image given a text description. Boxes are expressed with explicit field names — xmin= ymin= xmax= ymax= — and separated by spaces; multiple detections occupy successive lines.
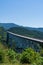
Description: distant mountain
xmin=36 ymin=28 xmax=43 ymax=32
xmin=8 ymin=27 xmax=43 ymax=40
xmin=0 ymin=23 xmax=19 ymax=29
xmin=0 ymin=23 xmax=43 ymax=32
xmin=25 ymin=27 xmax=43 ymax=32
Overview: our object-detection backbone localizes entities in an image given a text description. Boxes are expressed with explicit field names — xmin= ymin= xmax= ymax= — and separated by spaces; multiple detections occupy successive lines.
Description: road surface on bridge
xmin=7 ymin=31 xmax=43 ymax=43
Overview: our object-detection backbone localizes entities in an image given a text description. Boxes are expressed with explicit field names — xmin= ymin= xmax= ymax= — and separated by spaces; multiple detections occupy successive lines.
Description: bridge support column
xmin=6 ymin=32 xmax=9 ymax=44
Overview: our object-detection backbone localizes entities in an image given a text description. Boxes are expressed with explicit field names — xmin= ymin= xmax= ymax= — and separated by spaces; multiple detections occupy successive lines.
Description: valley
xmin=0 ymin=23 xmax=43 ymax=65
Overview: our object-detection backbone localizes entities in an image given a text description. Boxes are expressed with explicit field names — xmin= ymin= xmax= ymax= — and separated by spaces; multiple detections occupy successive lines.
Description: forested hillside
xmin=8 ymin=27 xmax=43 ymax=40
xmin=0 ymin=27 xmax=6 ymax=41
xmin=0 ymin=23 xmax=18 ymax=29
xmin=25 ymin=27 xmax=43 ymax=32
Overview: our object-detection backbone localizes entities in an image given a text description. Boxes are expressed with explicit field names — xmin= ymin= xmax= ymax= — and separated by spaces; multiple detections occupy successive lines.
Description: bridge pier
xmin=6 ymin=32 xmax=9 ymax=44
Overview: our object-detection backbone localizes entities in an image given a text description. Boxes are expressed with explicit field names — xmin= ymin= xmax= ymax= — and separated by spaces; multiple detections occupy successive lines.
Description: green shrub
xmin=0 ymin=49 xmax=4 ymax=63
xmin=40 ymin=57 xmax=43 ymax=65
xmin=20 ymin=48 xmax=35 ymax=63
xmin=20 ymin=48 xmax=43 ymax=65
xmin=40 ymin=49 xmax=43 ymax=56
xmin=16 ymin=53 xmax=21 ymax=61
xmin=7 ymin=49 xmax=17 ymax=63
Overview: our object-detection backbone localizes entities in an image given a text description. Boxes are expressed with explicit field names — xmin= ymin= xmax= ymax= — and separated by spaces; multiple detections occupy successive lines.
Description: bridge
xmin=6 ymin=31 xmax=43 ymax=52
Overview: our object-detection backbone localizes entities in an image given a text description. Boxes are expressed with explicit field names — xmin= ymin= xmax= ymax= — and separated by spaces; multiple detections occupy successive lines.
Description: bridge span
xmin=6 ymin=31 xmax=43 ymax=52
xmin=7 ymin=31 xmax=43 ymax=43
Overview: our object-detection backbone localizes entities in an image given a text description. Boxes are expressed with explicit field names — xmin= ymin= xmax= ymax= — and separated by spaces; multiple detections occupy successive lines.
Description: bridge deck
xmin=7 ymin=31 xmax=43 ymax=43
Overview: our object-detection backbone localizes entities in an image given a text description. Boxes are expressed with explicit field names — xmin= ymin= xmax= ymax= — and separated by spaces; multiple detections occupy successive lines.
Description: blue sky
xmin=0 ymin=0 xmax=43 ymax=27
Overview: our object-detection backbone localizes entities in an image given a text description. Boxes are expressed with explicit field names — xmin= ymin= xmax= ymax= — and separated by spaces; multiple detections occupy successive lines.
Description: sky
xmin=0 ymin=0 xmax=43 ymax=27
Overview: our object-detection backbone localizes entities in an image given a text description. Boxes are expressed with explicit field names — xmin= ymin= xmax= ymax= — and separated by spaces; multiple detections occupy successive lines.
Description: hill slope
xmin=25 ymin=27 xmax=43 ymax=32
xmin=0 ymin=27 xmax=6 ymax=40
xmin=0 ymin=23 xmax=18 ymax=29
xmin=8 ymin=27 xmax=43 ymax=40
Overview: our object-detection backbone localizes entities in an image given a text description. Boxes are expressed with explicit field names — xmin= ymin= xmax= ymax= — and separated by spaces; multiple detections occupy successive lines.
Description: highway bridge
xmin=6 ymin=31 xmax=43 ymax=52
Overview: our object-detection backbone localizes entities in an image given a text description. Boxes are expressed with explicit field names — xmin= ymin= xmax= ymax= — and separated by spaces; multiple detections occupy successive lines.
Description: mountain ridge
xmin=25 ymin=27 xmax=43 ymax=32
xmin=0 ymin=23 xmax=43 ymax=32
xmin=0 ymin=23 xmax=19 ymax=29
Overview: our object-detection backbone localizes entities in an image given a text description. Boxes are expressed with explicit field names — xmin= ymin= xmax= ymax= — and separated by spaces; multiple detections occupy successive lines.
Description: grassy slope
xmin=0 ymin=42 xmax=30 ymax=65
xmin=0 ymin=63 xmax=30 ymax=65
xmin=0 ymin=42 xmax=8 ymax=51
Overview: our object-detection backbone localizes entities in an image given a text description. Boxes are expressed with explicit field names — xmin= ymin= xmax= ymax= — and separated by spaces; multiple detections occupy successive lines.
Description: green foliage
xmin=40 ymin=49 xmax=43 ymax=56
xmin=9 ymin=27 xmax=43 ymax=40
xmin=16 ymin=53 xmax=21 ymax=61
xmin=7 ymin=49 xmax=17 ymax=63
xmin=20 ymin=48 xmax=43 ymax=65
xmin=0 ymin=42 xmax=17 ymax=63
xmin=0 ymin=49 xmax=4 ymax=63
xmin=20 ymin=48 xmax=34 ymax=63
xmin=0 ymin=42 xmax=43 ymax=65
xmin=0 ymin=27 xmax=7 ymax=41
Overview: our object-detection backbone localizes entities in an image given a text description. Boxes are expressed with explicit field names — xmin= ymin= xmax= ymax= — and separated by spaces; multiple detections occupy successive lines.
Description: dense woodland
xmin=9 ymin=27 xmax=43 ymax=40
xmin=0 ymin=26 xmax=43 ymax=65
